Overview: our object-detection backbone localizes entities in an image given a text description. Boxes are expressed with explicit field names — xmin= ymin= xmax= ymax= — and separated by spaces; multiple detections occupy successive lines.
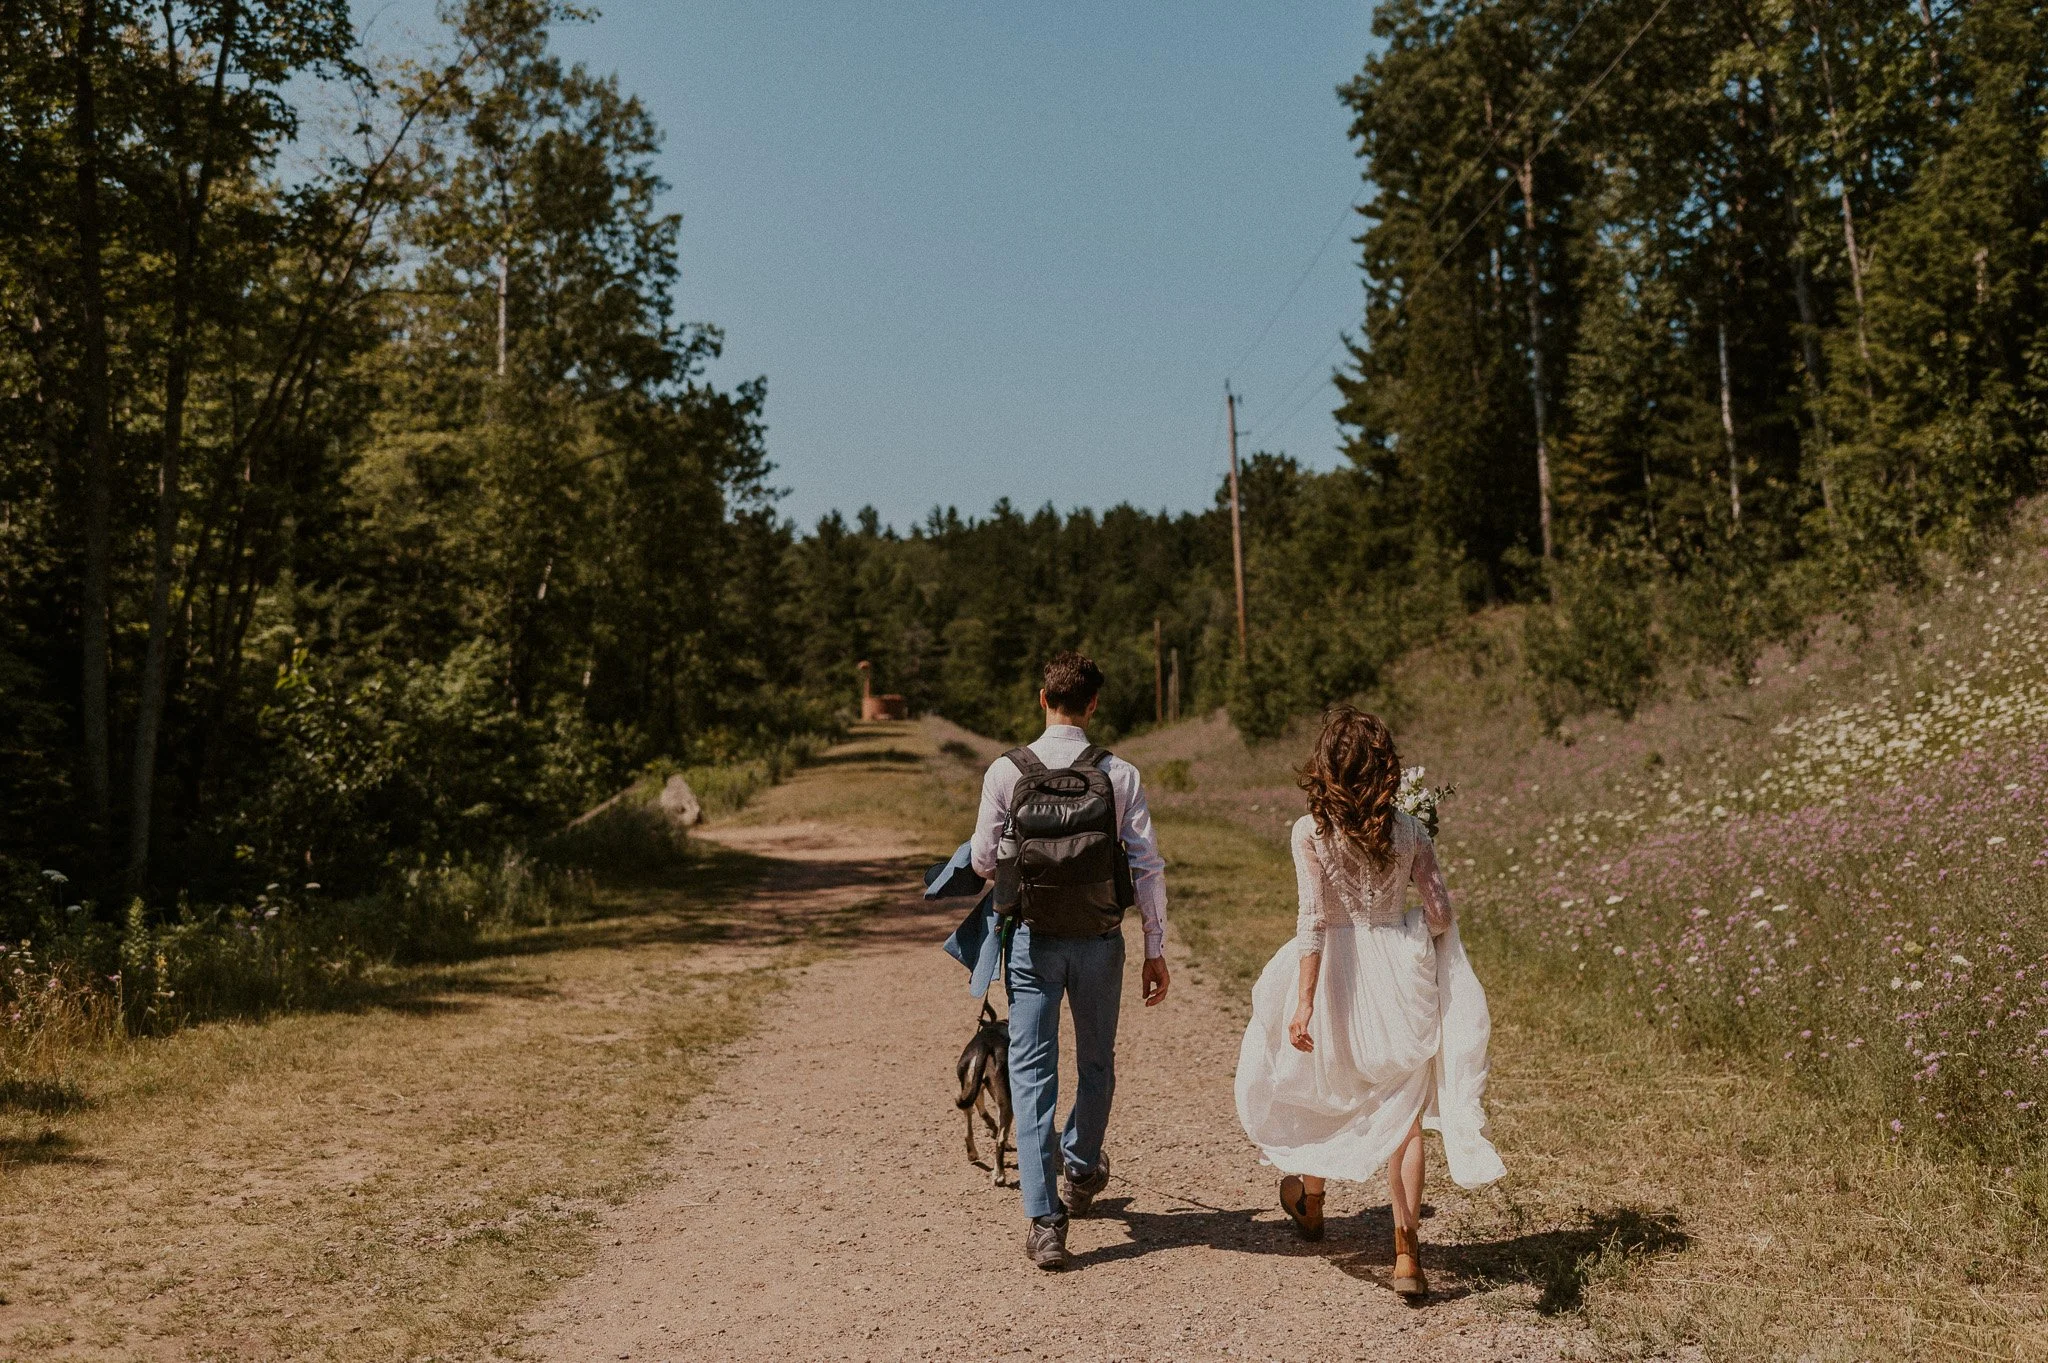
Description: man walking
xmin=970 ymin=650 xmax=1170 ymax=1269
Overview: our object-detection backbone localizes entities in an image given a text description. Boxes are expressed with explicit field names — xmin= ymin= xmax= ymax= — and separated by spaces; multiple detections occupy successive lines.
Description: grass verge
xmin=0 ymin=724 xmax=959 ymax=1363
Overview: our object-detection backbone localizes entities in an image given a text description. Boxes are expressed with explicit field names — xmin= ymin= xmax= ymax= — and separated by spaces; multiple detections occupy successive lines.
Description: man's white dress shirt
xmin=969 ymin=724 xmax=1168 ymax=959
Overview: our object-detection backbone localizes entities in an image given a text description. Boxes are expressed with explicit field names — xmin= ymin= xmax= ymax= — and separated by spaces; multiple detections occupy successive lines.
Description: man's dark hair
xmin=1042 ymin=650 xmax=1104 ymax=713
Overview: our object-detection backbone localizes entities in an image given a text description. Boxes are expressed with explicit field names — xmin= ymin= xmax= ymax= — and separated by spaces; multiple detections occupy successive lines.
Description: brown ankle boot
xmin=1279 ymin=1176 xmax=1324 ymax=1242
xmin=1391 ymin=1223 xmax=1428 ymax=1297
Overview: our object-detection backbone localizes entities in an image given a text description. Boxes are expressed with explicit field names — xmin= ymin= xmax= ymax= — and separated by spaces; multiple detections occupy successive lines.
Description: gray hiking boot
xmin=1026 ymin=1214 xmax=1071 ymax=1269
xmin=1059 ymin=1153 xmax=1111 ymax=1218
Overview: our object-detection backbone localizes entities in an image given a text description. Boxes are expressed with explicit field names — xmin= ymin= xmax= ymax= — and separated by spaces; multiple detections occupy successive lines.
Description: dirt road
xmin=514 ymin=816 xmax=1578 ymax=1363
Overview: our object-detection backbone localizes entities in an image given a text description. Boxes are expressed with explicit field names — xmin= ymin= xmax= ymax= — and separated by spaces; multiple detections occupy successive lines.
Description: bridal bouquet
xmin=1395 ymin=765 xmax=1455 ymax=837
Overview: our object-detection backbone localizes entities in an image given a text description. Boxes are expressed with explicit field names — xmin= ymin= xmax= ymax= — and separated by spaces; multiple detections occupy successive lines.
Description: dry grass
xmin=719 ymin=717 xmax=989 ymax=853
xmin=0 ymin=725 xmax=961 ymax=1363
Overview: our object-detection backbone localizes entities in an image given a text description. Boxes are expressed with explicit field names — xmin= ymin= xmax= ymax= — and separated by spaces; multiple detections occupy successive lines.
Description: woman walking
xmin=1235 ymin=706 xmax=1503 ymax=1297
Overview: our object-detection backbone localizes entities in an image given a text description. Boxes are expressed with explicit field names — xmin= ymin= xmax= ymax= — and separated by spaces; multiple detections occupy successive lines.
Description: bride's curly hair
xmin=1298 ymin=704 xmax=1401 ymax=868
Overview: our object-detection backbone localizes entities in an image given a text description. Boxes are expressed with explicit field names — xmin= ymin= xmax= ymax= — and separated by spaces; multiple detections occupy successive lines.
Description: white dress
xmin=1235 ymin=810 xmax=1505 ymax=1189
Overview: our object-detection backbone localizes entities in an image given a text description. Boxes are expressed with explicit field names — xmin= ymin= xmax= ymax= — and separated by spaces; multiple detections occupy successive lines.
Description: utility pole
xmin=1154 ymin=617 xmax=1164 ymax=725
xmin=1169 ymin=648 xmax=1181 ymax=722
xmin=1226 ymin=386 xmax=1248 ymax=661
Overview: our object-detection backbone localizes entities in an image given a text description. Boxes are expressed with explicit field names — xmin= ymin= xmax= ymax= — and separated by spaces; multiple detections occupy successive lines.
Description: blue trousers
xmin=1004 ymin=922 xmax=1125 ymax=1219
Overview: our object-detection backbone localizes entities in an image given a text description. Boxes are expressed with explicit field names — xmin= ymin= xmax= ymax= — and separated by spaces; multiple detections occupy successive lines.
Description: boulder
xmin=659 ymin=773 xmax=703 ymax=828
xmin=569 ymin=772 xmax=702 ymax=832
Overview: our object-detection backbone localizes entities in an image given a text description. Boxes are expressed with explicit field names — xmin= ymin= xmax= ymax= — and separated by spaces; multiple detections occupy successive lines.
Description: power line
xmin=1224 ymin=196 xmax=1360 ymax=382
xmin=1250 ymin=0 xmax=1677 ymax=445
xmin=1220 ymin=0 xmax=1609 ymax=408
xmin=1196 ymin=384 xmax=1228 ymax=493
xmin=1419 ymin=0 xmax=1610 ymax=234
xmin=1248 ymin=330 xmax=1352 ymax=448
xmin=1399 ymin=0 xmax=1677 ymax=321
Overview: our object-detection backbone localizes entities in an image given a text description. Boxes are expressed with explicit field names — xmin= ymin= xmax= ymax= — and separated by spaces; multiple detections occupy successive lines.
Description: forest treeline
xmin=811 ymin=0 xmax=2048 ymax=739
xmin=1332 ymin=0 xmax=2048 ymax=708
xmin=4 ymin=0 xmax=2046 ymax=944
xmin=1 ymin=0 xmax=800 ymax=931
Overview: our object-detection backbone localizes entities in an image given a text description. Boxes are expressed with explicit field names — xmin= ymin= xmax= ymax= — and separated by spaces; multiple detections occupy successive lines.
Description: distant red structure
xmin=858 ymin=660 xmax=907 ymax=720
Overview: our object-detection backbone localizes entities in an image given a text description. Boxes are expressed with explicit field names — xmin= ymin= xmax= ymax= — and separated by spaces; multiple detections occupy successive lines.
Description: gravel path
xmin=515 ymin=820 xmax=1577 ymax=1363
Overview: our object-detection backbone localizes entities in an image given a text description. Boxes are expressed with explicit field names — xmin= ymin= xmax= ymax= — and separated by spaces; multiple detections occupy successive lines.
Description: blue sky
xmin=363 ymin=1 xmax=1380 ymax=531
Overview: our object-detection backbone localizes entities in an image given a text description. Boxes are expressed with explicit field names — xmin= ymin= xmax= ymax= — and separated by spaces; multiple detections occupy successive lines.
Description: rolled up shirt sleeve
xmin=968 ymin=756 xmax=1015 ymax=882
xmin=1117 ymin=767 xmax=1169 ymax=960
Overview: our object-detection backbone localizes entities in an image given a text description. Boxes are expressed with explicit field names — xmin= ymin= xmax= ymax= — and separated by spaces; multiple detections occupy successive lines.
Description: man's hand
xmin=1141 ymin=955 xmax=1170 ymax=1007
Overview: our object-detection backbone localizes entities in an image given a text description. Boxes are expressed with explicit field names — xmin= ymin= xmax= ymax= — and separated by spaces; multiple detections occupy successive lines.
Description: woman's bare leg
xmin=1301 ymin=1174 xmax=1326 ymax=1196
xmin=1385 ymin=1116 xmax=1425 ymax=1230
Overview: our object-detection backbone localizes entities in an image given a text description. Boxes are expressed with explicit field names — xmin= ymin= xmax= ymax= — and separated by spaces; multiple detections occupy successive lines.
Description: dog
xmin=955 ymin=999 xmax=1015 ymax=1186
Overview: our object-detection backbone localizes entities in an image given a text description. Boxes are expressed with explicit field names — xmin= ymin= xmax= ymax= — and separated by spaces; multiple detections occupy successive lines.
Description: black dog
xmin=955 ymin=1000 xmax=1015 ymax=1186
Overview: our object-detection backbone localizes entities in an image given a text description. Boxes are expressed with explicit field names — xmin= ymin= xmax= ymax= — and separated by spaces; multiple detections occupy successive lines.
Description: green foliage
xmin=2 ymin=3 xmax=821 ymax=905
xmin=1523 ymin=548 xmax=1662 ymax=724
xmin=0 ymin=2 xmax=834 ymax=1048
xmin=1150 ymin=759 xmax=1194 ymax=793
xmin=537 ymin=781 xmax=689 ymax=880
xmin=1324 ymin=0 xmax=2048 ymax=697
xmin=779 ymin=500 xmax=1227 ymax=741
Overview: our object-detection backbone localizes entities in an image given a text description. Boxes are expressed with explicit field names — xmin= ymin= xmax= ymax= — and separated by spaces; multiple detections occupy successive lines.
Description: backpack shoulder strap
xmin=1004 ymin=746 xmax=1047 ymax=778
xmin=1075 ymin=744 xmax=1113 ymax=771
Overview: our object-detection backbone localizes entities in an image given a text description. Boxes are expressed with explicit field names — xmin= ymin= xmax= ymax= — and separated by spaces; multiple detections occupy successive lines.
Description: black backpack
xmin=993 ymin=745 xmax=1137 ymax=938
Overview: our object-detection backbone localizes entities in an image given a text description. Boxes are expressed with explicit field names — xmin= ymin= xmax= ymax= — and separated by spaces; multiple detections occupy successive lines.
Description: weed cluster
xmin=674 ymin=735 xmax=827 ymax=819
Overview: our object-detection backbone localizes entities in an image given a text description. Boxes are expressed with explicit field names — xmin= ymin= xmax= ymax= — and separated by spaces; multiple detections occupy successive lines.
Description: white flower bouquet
xmin=1395 ymin=765 xmax=1455 ymax=837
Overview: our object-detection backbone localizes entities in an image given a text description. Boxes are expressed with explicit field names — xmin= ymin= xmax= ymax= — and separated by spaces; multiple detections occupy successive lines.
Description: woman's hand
xmin=1287 ymin=999 xmax=1315 ymax=1052
xmin=1290 ymin=950 xmax=1321 ymax=1052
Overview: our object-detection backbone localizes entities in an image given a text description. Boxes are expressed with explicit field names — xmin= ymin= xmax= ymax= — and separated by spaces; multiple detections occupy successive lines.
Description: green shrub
xmin=1152 ymin=758 xmax=1195 ymax=792
xmin=398 ymin=849 xmax=597 ymax=940
xmin=1523 ymin=547 xmax=1663 ymax=723
xmin=684 ymin=762 xmax=770 ymax=816
xmin=86 ymin=851 xmax=600 ymax=1035
xmin=538 ymin=778 xmax=688 ymax=879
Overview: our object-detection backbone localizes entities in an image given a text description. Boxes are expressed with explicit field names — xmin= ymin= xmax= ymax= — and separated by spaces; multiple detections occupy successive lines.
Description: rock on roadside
xmin=569 ymin=772 xmax=701 ymax=831
xmin=658 ymin=773 xmax=702 ymax=828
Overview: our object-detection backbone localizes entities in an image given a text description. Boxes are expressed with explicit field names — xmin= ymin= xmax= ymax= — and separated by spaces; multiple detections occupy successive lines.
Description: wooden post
xmin=1226 ymin=387 xmax=1248 ymax=660
xmin=1169 ymin=647 xmax=1181 ymax=722
xmin=1154 ymin=618 xmax=1164 ymax=724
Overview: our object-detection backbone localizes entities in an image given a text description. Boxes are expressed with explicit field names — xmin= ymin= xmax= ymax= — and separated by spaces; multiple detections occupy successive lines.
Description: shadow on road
xmin=1072 ymin=1193 xmax=1688 ymax=1311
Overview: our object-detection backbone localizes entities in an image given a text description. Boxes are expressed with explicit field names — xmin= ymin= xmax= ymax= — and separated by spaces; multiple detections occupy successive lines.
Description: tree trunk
xmin=72 ymin=0 xmax=115 ymax=870
xmin=1785 ymin=190 xmax=1835 ymax=517
xmin=1916 ymin=0 xmax=1944 ymax=103
xmin=1753 ymin=62 xmax=1836 ymax=518
xmin=1807 ymin=6 xmax=1872 ymax=374
xmin=1718 ymin=320 xmax=1741 ymax=528
xmin=495 ymin=249 xmax=508 ymax=376
xmin=1516 ymin=150 xmax=1553 ymax=563
xmin=127 ymin=1 xmax=240 ymax=895
xmin=126 ymin=298 xmax=194 ymax=895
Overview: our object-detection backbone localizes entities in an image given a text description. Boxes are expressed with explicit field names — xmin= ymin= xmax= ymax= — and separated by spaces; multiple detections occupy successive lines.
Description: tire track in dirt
xmin=512 ymin=818 xmax=1580 ymax=1363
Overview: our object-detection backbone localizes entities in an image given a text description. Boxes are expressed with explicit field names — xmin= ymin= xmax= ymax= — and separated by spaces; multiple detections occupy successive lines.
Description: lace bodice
xmin=1292 ymin=810 xmax=1453 ymax=951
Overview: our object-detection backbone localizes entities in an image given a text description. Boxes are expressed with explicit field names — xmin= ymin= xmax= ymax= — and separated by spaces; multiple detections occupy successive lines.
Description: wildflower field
xmin=1430 ymin=533 xmax=2048 ymax=1162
